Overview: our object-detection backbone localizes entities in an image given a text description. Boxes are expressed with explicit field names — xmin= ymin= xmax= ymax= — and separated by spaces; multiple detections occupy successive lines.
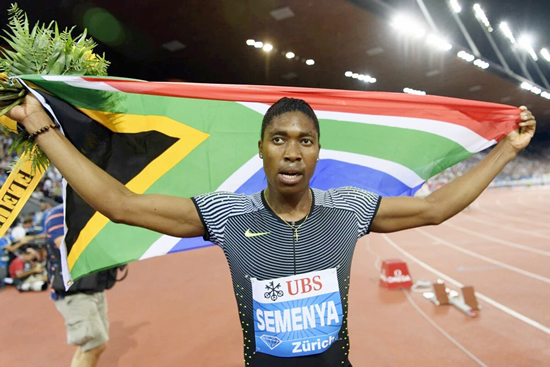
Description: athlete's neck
xmin=264 ymin=187 xmax=312 ymax=221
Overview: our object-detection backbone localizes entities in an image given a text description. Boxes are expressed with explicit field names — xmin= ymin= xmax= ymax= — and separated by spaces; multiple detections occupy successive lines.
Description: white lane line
xmin=415 ymin=229 xmax=550 ymax=284
xmin=442 ymin=221 xmax=550 ymax=255
xmin=456 ymin=214 xmax=550 ymax=241
xmin=402 ymin=290 xmax=487 ymax=366
xmin=475 ymin=206 xmax=550 ymax=228
xmin=380 ymin=234 xmax=550 ymax=335
xmin=514 ymin=193 xmax=550 ymax=213
xmin=495 ymin=196 xmax=550 ymax=218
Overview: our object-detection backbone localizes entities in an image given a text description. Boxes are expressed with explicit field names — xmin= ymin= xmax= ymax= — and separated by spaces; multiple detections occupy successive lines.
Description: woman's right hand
xmin=6 ymin=94 xmax=53 ymax=133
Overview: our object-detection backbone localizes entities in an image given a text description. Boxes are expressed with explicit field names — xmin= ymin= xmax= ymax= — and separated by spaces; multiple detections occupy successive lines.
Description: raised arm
xmin=371 ymin=107 xmax=536 ymax=233
xmin=4 ymin=234 xmax=41 ymax=253
xmin=7 ymin=95 xmax=205 ymax=238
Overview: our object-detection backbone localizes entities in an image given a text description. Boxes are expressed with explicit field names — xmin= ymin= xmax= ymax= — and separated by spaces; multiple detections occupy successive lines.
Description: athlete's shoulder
xmin=332 ymin=186 xmax=379 ymax=198
xmin=193 ymin=191 xmax=245 ymax=203
xmin=313 ymin=187 xmax=379 ymax=207
xmin=192 ymin=191 xmax=263 ymax=214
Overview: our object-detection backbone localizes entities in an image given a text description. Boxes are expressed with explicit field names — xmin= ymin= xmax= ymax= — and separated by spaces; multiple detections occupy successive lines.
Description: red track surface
xmin=1 ymin=187 xmax=549 ymax=366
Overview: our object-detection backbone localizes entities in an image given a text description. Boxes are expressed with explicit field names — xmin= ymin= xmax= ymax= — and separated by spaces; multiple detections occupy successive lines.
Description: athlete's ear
xmin=258 ymin=140 xmax=263 ymax=159
xmin=317 ymin=144 xmax=321 ymax=161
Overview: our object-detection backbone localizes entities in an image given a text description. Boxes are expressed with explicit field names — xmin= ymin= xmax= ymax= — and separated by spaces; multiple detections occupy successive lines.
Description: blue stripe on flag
xmin=167 ymin=159 xmax=424 ymax=254
xmin=235 ymin=159 xmax=422 ymax=197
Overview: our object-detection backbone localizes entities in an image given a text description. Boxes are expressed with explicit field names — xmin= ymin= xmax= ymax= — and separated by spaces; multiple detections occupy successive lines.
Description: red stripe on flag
xmin=82 ymin=78 xmax=519 ymax=141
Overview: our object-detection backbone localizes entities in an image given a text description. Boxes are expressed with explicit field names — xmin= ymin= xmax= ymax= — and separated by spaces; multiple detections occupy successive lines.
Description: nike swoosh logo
xmin=245 ymin=229 xmax=270 ymax=238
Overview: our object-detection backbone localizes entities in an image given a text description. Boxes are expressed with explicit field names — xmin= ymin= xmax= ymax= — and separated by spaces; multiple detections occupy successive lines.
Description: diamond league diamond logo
xmin=260 ymin=335 xmax=282 ymax=350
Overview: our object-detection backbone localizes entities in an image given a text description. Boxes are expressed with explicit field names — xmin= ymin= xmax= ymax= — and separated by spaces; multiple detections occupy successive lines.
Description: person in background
xmin=33 ymin=200 xmax=53 ymax=234
xmin=8 ymin=247 xmax=47 ymax=292
xmin=45 ymin=204 xmax=110 ymax=367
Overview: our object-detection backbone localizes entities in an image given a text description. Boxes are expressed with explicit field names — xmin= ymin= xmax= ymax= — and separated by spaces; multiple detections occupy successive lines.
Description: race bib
xmin=251 ymin=268 xmax=342 ymax=357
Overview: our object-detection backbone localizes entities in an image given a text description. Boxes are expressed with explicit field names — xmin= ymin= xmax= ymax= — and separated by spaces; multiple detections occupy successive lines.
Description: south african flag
xmin=18 ymin=75 xmax=519 ymax=282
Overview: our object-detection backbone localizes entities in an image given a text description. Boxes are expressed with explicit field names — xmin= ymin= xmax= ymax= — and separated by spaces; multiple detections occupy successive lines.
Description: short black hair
xmin=261 ymin=97 xmax=320 ymax=141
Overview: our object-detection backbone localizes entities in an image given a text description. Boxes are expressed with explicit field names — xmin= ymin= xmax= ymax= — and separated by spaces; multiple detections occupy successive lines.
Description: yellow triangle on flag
xmin=66 ymin=108 xmax=210 ymax=270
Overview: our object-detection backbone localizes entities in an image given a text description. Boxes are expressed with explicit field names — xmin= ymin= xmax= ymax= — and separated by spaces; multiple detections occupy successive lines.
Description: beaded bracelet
xmin=29 ymin=123 xmax=58 ymax=141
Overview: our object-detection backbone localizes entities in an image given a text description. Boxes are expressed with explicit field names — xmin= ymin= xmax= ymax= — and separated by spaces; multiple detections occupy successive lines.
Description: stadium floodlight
xmin=361 ymin=74 xmax=373 ymax=83
xmin=262 ymin=44 xmax=273 ymax=52
xmin=306 ymin=59 xmax=315 ymax=65
xmin=347 ymin=71 xmax=377 ymax=83
xmin=541 ymin=48 xmax=550 ymax=62
xmin=499 ymin=22 xmax=516 ymax=45
xmin=246 ymin=39 xmax=255 ymax=46
xmin=390 ymin=15 xmax=426 ymax=38
xmin=520 ymin=82 xmax=546 ymax=96
xmin=473 ymin=4 xmax=493 ymax=32
xmin=518 ymin=36 xmax=538 ymax=61
xmin=531 ymin=86 xmax=542 ymax=95
xmin=254 ymin=41 xmax=263 ymax=49
xmin=427 ymin=34 xmax=453 ymax=51
xmin=473 ymin=59 xmax=489 ymax=69
xmin=457 ymin=50 xmax=475 ymax=62
xmin=449 ymin=0 xmax=461 ymax=13
xmin=520 ymin=82 xmax=533 ymax=91
xmin=403 ymin=87 xmax=427 ymax=96
xmin=285 ymin=52 xmax=295 ymax=59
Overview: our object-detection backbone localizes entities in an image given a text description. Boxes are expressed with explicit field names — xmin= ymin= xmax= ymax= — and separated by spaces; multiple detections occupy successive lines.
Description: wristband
xmin=29 ymin=123 xmax=58 ymax=141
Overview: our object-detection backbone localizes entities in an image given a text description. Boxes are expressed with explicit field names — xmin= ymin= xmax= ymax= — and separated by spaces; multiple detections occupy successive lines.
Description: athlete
xmin=7 ymin=95 xmax=536 ymax=366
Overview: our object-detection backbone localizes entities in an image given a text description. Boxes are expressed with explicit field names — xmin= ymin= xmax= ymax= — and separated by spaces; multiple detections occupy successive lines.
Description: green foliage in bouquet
xmin=0 ymin=3 xmax=110 ymax=173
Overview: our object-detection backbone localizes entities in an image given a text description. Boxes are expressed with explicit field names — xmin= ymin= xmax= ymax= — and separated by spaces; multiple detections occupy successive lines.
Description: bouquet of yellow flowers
xmin=0 ymin=3 xmax=110 ymax=172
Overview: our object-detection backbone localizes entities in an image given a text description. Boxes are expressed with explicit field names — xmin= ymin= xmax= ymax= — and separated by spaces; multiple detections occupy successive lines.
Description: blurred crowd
xmin=0 ymin=201 xmax=52 ymax=292
xmin=427 ymin=145 xmax=550 ymax=191
xmin=0 ymin=131 xmax=61 ymax=292
xmin=0 ymin=131 xmax=64 ymax=202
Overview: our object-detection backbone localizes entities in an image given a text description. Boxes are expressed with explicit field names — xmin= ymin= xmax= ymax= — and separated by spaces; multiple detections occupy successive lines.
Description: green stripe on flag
xmin=320 ymin=119 xmax=473 ymax=180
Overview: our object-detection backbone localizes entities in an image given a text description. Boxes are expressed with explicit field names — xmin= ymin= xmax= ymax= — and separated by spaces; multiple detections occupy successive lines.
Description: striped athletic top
xmin=193 ymin=187 xmax=380 ymax=367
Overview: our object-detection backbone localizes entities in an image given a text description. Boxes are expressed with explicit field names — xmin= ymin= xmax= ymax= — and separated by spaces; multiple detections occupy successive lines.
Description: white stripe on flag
xmin=138 ymin=156 xmax=263 ymax=259
xmin=216 ymin=155 xmax=263 ymax=192
xmin=238 ymin=102 xmax=496 ymax=153
xmin=320 ymin=150 xmax=424 ymax=188
xmin=139 ymin=235 xmax=182 ymax=260
xmin=41 ymin=76 xmax=121 ymax=92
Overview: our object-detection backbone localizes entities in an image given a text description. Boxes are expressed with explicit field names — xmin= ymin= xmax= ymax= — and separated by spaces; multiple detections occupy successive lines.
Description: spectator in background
xmin=0 ymin=168 xmax=7 ymax=184
xmin=33 ymin=201 xmax=53 ymax=234
xmin=45 ymin=204 xmax=112 ymax=367
xmin=0 ymin=234 xmax=13 ymax=289
xmin=9 ymin=247 xmax=47 ymax=292
xmin=10 ymin=218 xmax=28 ymax=242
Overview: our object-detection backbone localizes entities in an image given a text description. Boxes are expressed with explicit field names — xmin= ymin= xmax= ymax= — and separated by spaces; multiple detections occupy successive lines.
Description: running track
xmin=1 ymin=187 xmax=549 ymax=366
